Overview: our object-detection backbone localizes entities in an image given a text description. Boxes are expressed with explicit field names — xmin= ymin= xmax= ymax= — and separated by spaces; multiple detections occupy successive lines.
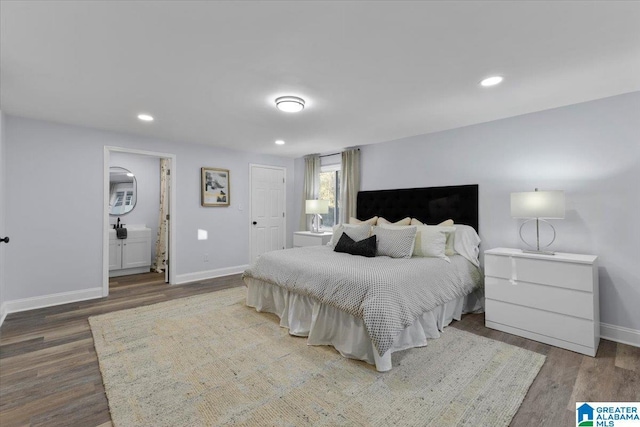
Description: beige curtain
xmin=339 ymin=149 xmax=360 ymax=224
xmin=152 ymin=158 xmax=169 ymax=273
xmin=300 ymin=154 xmax=320 ymax=231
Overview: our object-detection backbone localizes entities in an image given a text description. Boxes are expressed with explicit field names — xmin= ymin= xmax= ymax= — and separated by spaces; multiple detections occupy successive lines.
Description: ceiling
xmin=1 ymin=1 xmax=639 ymax=158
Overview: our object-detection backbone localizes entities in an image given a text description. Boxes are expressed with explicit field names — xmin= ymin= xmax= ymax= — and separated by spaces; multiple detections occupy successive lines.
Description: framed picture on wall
xmin=201 ymin=167 xmax=230 ymax=207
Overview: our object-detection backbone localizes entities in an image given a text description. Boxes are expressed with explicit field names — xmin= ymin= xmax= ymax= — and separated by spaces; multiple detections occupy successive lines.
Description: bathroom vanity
xmin=109 ymin=226 xmax=152 ymax=277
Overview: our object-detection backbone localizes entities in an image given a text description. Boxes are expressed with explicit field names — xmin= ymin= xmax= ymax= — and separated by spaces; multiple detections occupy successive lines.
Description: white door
xmin=250 ymin=165 xmax=286 ymax=264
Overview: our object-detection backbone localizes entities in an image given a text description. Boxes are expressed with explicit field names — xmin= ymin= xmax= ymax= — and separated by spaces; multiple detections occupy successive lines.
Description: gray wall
xmin=3 ymin=115 xmax=295 ymax=301
xmin=4 ymin=92 xmax=638 ymax=335
xmin=293 ymin=92 xmax=639 ymax=332
xmin=109 ymin=152 xmax=161 ymax=262
xmin=358 ymin=92 xmax=640 ymax=331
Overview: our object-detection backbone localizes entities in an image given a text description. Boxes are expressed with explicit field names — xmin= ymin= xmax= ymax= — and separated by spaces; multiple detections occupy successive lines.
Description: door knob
xmin=0 ymin=237 xmax=9 ymax=244
xmin=252 ymin=221 xmax=257 ymax=225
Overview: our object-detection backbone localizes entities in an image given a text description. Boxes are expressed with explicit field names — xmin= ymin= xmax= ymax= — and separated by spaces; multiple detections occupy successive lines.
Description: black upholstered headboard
xmin=356 ymin=184 xmax=479 ymax=231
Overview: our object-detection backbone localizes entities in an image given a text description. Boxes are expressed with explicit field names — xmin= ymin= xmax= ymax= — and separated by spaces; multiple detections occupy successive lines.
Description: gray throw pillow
xmin=373 ymin=226 xmax=417 ymax=258
xmin=329 ymin=223 xmax=371 ymax=247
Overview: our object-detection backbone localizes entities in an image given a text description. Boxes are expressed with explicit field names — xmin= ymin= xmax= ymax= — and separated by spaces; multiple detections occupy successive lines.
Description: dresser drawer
xmin=485 ymin=299 xmax=595 ymax=348
xmin=294 ymin=234 xmax=318 ymax=247
xmin=293 ymin=233 xmax=331 ymax=247
xmin=484 ymin=254 xmax=512 ymax=278
xmin=485 ymin=277 xmax=594 ymax=320
xmin=485 ymin=254 xmax=594 ymax=292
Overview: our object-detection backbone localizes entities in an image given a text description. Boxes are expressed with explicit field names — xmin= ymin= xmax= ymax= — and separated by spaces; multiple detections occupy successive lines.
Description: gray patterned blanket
xmin=243 ymin=246 xmax=482 ymax=356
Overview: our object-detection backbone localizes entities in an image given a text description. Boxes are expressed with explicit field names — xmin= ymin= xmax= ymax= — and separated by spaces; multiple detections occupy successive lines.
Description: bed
xmin=243 ymin=185 xmax=483 ymax=372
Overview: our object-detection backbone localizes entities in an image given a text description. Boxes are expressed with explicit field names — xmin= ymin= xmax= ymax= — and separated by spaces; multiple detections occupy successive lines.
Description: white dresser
xmin=293 ymin=231 xmax=333 ymax=247
xmin=484 ymin=247 xmax=599 ymax=356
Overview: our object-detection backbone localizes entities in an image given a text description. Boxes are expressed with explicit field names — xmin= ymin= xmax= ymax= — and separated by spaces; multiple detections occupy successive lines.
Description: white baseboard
xmin=175 ymin=264 xmax=248 ymax=285
xmin=2 ymin=280 xmax=636 ymax=351
xmin=0 ymin=265 xmax=247 ymax=328
xmin=601 ymin=322 xmax=640 ymax=348
xmin=0 ymin=303 xmax=7 ymax=329
xmin=1 ymin=287 xmax=103 ymax=321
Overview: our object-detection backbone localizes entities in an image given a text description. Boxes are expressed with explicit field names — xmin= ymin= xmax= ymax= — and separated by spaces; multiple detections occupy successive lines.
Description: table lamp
xmin=305 ymin=199 xmax=329 ymax=233
xmin=511 ymin=188 xmax=565 ymax=255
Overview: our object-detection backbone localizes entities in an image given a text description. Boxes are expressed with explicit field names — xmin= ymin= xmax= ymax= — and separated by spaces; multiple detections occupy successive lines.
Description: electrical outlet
xmin=204 ymin=253 xmax=209 ymax=263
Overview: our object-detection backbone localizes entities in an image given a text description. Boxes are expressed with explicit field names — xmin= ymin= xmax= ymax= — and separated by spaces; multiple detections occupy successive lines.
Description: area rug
xmin=89 ymin=287 xmax=545 ymax=426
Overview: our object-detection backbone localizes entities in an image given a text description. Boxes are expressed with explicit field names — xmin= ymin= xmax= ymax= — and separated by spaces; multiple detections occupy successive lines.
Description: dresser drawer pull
xmin=509 ymin=256 xmax=518 ymax=285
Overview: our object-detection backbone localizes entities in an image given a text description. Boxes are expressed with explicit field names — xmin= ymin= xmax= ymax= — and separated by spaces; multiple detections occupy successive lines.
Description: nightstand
xmin=484 ymin=247 xmax=599 ymax=356
xmin=293 ymin=231 xmax=333 ymax=247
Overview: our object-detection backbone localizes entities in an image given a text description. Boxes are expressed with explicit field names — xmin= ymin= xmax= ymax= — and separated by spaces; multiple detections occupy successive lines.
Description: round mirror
xmin=109 ymin=167 xmax=137 ymax=215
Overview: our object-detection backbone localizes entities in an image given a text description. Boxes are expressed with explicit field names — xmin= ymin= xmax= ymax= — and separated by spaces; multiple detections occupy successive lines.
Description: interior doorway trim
xmin=103 ymin=146 xmax=177 ymax=297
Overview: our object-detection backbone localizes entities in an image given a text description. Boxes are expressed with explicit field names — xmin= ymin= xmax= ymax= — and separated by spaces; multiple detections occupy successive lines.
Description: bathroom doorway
xmin=102 ymin=146 xmax=176 ymax=297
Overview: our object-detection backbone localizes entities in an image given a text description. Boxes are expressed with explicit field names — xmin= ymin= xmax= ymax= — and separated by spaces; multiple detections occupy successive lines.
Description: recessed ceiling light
xmin=480 ymin=76 xmax=504 ymax=87
xmin=275 ymin=140 xmax=285 ymax=145
xmin=275 ymin=96 xmax=305 ymax=113
xmin=126 ymin=172 xmax=135 ymax=177
xmin=137 ymin=113 xmax=154 ymax=122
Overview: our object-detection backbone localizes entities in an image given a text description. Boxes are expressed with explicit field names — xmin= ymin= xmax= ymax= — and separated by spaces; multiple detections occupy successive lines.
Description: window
xmin=113 ymin=191 xmax=125 ymax=208
xmin=319 ymin=164 xmax=341 ymax=231
xmin=111 ymin=189 xmax=134 ymax=215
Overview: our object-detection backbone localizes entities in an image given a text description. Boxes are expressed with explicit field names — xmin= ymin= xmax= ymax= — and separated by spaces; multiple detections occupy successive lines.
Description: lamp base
xmin=519 ymin=218 xmax=557 ymax=254
xmin=522 ymin=249 xmax=556 ymax=256
xmin=310 ymin=214 xmax=324 ymax=234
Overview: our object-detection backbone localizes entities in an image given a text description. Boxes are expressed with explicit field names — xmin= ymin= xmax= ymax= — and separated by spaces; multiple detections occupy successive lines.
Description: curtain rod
xmin=319 ymin=148 xmax=360 ymax=158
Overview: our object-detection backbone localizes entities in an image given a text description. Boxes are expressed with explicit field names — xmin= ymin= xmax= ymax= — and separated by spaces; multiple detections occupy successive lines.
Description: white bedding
xmin=245 ymin=278 xmax=483 ymax=371
xmin=243 ymin=246 xmax=483 ymax=371
xmin=243 ymin=246 xmax=482 ymax=356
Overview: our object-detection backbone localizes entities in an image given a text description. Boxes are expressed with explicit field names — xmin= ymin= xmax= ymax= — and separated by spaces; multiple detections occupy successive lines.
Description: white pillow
xmin=377 ymin=216 xmax=411 ymax=226
xmin=349 ymin=216 xmax=378 ymax=225
xmin=327 ymin=223 xmax=371 ymax=247
xmin=377 ymin=223 xmax=415 ymax=230
xmin=452 ymin=224 xmax=481 ymax=266
xmin=373 ymin=226 xmax=417 ymax=258
xmin=413 ymin=225 xmax=454 ymax=261
xmin=408 ymin=220 xmax=455 ymax=254
xmin=410 ymin=218 xmax=454 ymax=227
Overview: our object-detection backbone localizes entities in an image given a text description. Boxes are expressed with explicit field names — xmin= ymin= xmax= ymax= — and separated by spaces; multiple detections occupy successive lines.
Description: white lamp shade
xmin=305 ymin=199 xmax=329 ymax=215
xmin=511 ymin=190 xmax=565 ymax=219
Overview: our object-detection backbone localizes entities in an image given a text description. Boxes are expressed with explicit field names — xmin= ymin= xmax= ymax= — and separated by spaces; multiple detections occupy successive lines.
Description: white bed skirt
xmin=244 ymin=278 xmax=483 ymax=372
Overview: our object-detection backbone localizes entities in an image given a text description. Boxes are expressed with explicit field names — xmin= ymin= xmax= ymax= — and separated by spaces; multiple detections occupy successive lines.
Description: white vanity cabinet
xmin=109 ymin=239 xmax=123 ymax=271
xmin=109 ymin=227 xmax=152 ymax=277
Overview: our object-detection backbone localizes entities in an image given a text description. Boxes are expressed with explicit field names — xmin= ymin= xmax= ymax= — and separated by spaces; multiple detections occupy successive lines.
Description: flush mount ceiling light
xmin=275 ymin=140 xmax=285 ymax=145
xmin=275 ymin=96 xmax=305 ymax=113
xmin=480 ymin=76 xmax=504 ymax=87
xmin=137 ymin=113 xmax=154 ymax=122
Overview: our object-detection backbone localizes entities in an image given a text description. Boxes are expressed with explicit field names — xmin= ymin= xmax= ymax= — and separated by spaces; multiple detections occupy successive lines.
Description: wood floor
xmin=1 ymin=273 xmax=638 ymax=427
